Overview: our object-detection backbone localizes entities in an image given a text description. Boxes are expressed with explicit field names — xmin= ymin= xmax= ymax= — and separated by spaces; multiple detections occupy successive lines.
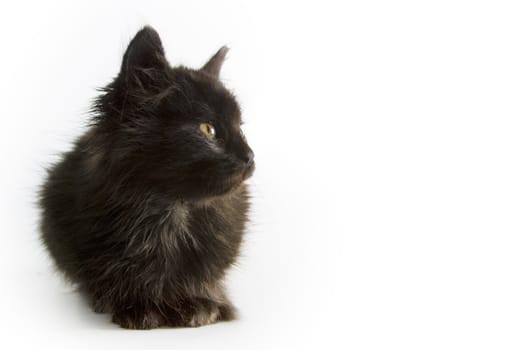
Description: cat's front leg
xmin=163 ymin=298 xmax=236 ymax=327
xmin=111 ymin=302 xmax=165 ymax=330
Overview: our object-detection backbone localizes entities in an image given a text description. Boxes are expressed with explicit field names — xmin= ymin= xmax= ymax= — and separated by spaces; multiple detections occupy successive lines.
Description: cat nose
xmin=242 ymin=150 xmax=254 ymax=167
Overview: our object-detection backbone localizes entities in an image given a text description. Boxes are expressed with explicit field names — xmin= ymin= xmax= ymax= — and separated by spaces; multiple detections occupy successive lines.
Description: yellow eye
xmin=200 ymin=123 xmax=216 ymax=139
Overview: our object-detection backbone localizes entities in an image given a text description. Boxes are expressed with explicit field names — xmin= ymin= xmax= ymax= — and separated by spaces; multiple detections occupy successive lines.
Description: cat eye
xmin=200 ymin=123 xmax=216 ymax=139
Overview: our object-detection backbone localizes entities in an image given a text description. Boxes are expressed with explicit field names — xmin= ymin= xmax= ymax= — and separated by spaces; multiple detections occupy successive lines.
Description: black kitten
xmin=39 ymin=26 xmax=254 ymax=329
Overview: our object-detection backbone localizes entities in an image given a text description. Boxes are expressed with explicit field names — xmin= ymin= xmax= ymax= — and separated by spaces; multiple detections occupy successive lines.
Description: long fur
xmin=39 ymin=26 xmax=254 ymax=329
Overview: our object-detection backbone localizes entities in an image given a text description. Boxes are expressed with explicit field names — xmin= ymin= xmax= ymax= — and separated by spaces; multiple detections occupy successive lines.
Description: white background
xmin=1 ymin=1 xmax=524 ymax=349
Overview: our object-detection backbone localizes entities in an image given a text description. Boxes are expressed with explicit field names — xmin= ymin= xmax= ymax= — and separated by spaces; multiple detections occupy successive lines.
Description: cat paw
xmin=165 ymin=298 xmax=236 ymax=327
xmin=217 ymin=303 xmax=237 ymax=322
xmin=187 ymin=301 xmax=220 ymax=327
xmin=111 ymin=308 xmax=164 ymax=330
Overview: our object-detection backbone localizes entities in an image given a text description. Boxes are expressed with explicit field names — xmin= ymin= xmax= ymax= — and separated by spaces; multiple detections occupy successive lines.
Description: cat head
xmin=93 ymin=26 xmax=254 ymax=201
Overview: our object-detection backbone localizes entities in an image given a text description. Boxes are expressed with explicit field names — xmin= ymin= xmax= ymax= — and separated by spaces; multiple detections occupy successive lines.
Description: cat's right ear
xmin=119 ymin=26 xmax=169 ymax=81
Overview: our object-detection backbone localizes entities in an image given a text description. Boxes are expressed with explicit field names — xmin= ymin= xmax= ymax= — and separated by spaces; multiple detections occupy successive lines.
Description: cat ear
xmin=120 ymin=26 xmax=168 ymax=78
xmin=200 ymin=46 xmax=229 ymax=78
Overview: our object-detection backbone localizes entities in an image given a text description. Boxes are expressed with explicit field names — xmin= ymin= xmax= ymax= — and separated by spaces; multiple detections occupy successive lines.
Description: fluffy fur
xmin=39 ymin=26 xmax=254 ymax=329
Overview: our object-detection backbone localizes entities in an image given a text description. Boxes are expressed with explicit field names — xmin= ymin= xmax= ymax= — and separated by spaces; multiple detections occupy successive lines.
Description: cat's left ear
xmin=120 ymin=26 xmax=169 ymax=79
xmin=200 ymin=46 xmax=229 ymax=78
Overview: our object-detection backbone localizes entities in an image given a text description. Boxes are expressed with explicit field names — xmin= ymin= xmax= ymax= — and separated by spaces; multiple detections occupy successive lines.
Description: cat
xmin=39 ymin=26 xmax=254 ymax=329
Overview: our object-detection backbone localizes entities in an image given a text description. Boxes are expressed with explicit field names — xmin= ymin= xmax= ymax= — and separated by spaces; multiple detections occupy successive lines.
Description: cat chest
xmin=155 ymin=203 xmax=242 ymax=275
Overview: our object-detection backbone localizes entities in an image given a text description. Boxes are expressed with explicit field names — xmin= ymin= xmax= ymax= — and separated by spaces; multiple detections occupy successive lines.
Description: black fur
xmin=39 ymin=26 xmax=254 ymax=329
